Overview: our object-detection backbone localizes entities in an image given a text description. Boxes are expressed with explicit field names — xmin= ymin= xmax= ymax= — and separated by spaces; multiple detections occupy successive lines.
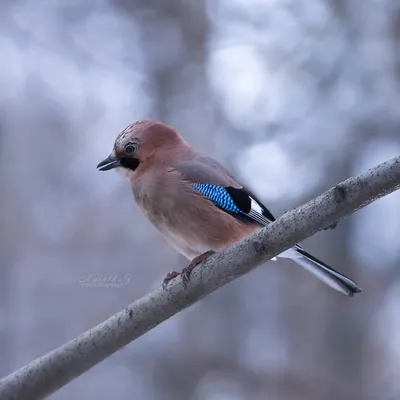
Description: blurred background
xmin=0 ymin=0 xmax=400 ymax=399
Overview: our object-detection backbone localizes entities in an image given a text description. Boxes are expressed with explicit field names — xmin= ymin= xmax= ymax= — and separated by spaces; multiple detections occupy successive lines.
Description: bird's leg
xmin=162 ymin=271 xmax=181 ymax=289
xmin=181 ymin=251 xmax=215 ymax=283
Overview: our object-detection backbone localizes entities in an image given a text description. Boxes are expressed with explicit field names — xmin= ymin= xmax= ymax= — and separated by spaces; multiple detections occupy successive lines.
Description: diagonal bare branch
xmin=0 ymin=156 xmax=399 ymax=400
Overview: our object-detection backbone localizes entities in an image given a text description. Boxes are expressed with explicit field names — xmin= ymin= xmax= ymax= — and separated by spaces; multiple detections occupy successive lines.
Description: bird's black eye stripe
xmin=124 ymin=143 xmax=136 ymax=155
xmin=120 ymin=157 xmax=140 ymax=171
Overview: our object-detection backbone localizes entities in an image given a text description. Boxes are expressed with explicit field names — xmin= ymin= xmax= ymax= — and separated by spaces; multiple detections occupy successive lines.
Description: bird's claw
xmin=162 ymin=251 xmax=215 ymax=288
xmin=162 ymin=271 xmax=180 ymax=289
xmin=181 ymin=264 xmax=196 ymax=284
xmin=181 ymin=251 xmax=215 ymax=284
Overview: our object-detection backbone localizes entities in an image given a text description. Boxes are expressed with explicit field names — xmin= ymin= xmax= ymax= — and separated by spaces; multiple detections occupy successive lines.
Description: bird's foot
xmin=181 ymin=251 xmax=215 ymax=284
xmin=162 ymin=271 xmax=181 ymax=289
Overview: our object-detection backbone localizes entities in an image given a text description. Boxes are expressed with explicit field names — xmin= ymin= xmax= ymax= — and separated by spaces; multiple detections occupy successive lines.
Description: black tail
xmin=292 ymin=246 xmax=361 ymax=297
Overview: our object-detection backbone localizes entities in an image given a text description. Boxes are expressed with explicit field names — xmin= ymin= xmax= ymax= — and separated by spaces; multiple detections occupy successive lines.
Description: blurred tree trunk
xmin=116 ymin=0 xmax=215 ymax=154
xmin=114 ymin=1 xmax=216 ymax=398
xmin=272 ymin=154 xmax=365 ymax=400
xmin=320 ymin=156 xmax=364 ymax=400
xmin=0 ymin=121 xmax=14 ymax=376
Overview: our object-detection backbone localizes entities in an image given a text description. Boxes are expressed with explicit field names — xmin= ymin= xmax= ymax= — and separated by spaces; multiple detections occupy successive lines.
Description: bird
xmin=97 ymin=120 xmax=361 ymax=297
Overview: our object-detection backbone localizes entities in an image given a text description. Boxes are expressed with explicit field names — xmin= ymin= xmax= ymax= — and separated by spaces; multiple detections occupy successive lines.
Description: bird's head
xmin=97 ymin=120 xmax=188 ymax=175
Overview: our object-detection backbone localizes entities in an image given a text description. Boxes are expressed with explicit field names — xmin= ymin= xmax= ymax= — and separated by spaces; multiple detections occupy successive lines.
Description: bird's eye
xmin=124 ymin=144 xmax=136 ymax=155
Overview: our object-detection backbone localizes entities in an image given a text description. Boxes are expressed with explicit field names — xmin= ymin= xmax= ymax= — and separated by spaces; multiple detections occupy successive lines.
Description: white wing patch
xmin=250 ymin=198 xmax=264 ymax=214
xmin=247 ymin=196 xmax=273 ymax=226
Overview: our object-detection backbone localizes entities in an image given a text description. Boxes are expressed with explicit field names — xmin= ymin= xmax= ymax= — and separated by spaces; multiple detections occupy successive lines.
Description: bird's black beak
xmin=96 ymin=155 xmax=121 ymax=171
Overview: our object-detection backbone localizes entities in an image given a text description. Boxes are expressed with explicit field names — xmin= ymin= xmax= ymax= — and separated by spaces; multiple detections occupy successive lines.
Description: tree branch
xmin=1 ymin=156 xmax=399 ymax=400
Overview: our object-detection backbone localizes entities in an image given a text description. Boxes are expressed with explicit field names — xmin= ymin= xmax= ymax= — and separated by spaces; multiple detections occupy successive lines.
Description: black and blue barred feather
xmin=193 ymin=183 xmax=274 ymax=226
xmin=193 ymin=184 xmax=242 ymax=215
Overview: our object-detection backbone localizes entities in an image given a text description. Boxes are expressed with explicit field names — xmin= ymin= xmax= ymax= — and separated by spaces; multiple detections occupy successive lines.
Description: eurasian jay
xmin=97 ymin=120 xmax=361 ymax=296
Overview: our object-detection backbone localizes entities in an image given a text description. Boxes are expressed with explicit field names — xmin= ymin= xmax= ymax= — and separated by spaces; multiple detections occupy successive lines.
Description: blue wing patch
xmin=193 ymin=183 xmax=275 ymax=226
xmin=193 ymin=183 xmax=241 ymax=215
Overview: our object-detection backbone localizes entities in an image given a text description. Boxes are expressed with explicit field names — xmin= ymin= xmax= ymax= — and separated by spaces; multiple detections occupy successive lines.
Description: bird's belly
xmin=153 ymin=213 xmax=259 ymax=261
xmin=134 ymin=180 xmax=259 ymax=261
xmin=157 ymin=224 xmax=210 ymax=260
xmin=135 ymin=201 xmax=208 ymax=260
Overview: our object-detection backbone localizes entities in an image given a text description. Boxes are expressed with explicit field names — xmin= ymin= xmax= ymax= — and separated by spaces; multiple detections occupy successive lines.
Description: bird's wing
xmin=175 ymin=157 xmax=276 ymax=226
